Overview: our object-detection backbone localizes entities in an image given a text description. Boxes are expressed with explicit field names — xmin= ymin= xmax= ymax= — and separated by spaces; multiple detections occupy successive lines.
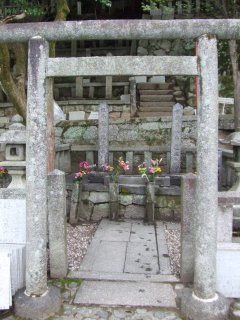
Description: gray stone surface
xmin=14 ymin=286 xmax=61 ymax=320
xmin=194 ymin=34 xmax=219 ymax=300
xmin=47 ymin=170 xmax=68 ymax=278
xmin=91 ymin=241 xmax=127 ymax=273
xmin=48 ymin=56 xmax=198 ymax=77
xmin=170 ymin=103 xmax=183 ymax=174
xmin=156 ymin=222 xmax=171 ymax=275
xmin=91 ymin=203 xmax=109 ymax=221
xmin=68 ymin=111 xmax=85 ymax=120
xmin=180 ymin=173 xmax=196 ymax=283
xmin=124 ymin=204 xmax=145 ymax=219
xmin=2 ymin=20 xmax=240 ymax=43
xmin=74 ymin=280 xmax=177 ymax=307
xmin=181 ymin=288 xmax=230 ymax=320
xmin=98 ymin=102 xmax=109 ymax=165
xmin=124 ymin=242 xmax=159 ymax=274
xmin=26 ymin=36 xmax=49 ymax=296
xmin=216 ymin=242 xmax=240 ymax=298
xmin=78 ymin=219 xmax=173 ymax=279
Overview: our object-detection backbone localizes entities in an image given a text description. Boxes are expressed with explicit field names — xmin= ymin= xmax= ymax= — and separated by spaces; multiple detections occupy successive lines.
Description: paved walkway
xmin=3 ymin=219 xmax=185 ymax=320
xmin=68 ymin=219 xmax=182 ymax=312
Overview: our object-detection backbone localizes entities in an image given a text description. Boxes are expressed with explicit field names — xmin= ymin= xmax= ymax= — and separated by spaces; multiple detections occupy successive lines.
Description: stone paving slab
xmin=130 ymin=221 xmax=156 ymax=243
xmin=92 ymin=241 xmax=127 ymax=273
xmin=74 ymin=280 xmax=177 ymax=307
xmin=94 ymin=220 xmax=131 ymax=242
xmin=124 ymin=242 xmax=159 ymax=274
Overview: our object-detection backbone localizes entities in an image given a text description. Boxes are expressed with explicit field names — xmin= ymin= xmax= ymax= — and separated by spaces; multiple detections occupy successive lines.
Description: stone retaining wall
xmin=69 ymin=175 xmax=181 ymax=223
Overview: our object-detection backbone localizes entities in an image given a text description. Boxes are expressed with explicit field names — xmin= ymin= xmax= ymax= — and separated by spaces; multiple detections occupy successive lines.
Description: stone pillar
xmin=181 ymin=34 xmax=230 ymax=320
xmin=106 ymin=76 xmax=112 ymax=99
xmin=98 ymin=102 xmax=109 ymax=165
xmin=144 ymin=151 xmax=152 ymax=168
xmin=14 ymin=36 xmax=61 ymax=320
xmin=194 ymin=34 xmax=219 ymax=300
xmin=48 ymin=170 xmax=68 ymax=278
xmin=26 ymin=36 xmax=49 ymax=296
xmin=170 ymin=103 xmax=183 ymax=174
xmin=180 ymin=173 xmax=196 ymax=283
xmin=126 ymin=151 xmax=133 ymax=174
xmin=130 ymin=78 xmax=137 ymax=116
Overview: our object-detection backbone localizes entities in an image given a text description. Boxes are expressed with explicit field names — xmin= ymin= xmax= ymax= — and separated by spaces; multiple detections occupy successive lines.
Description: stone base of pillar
xmin=229 ymin=300 xmax=240 ymax=320
xmin=14 ymin=286 xmax=61 ymax=320
xmin=180 ymin=288 xmax=230 ymax=320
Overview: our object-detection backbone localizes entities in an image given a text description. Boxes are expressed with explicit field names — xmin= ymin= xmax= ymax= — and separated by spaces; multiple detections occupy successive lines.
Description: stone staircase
xmin=136 ymin=82 xmax=185 ymax=118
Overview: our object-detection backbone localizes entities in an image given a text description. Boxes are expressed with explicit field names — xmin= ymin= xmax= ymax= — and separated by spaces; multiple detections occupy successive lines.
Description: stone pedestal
xmin=145 ymin=182 xmax=155 ymax=224
xmin=14 ymin=286 xmax=61 ymax=320
xmin=109 ymin=182 xmax=119 ymax=220
xmin=181 ymin=288 xmax=230 ymax=320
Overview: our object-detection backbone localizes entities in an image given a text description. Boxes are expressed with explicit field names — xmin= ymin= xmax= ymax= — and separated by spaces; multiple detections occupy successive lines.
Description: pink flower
xmin=79 ymin=161 xmax=89 ymax=169
xmin=148 ymin=167 xmax=155 ymax=174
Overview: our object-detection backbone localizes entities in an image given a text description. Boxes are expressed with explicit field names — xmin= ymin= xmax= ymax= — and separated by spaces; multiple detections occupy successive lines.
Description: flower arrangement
xmin=0 ymin=166 xmax=8 ymax=177
xmin=138 ymin=158 xmax=162 ymax=182
xmin=101 ymin=157 xmax=130 ymax=182
xmin=74 ymin=161 xmax=90 ymax=181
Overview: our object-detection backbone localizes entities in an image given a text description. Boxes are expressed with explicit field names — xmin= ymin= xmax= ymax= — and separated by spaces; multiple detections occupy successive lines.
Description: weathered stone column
xmin=14 ymin=36 xmax=61 ymax=320
xmin=181 ymin=34 xmax=230 ymax=320
xmin=98 ymin=102 xmax=109 ymax=165
xmin=194 ymin=34 xmax=219 ymax=301
xmin=170 ymin=103 xmax=183 ymax=174
xmin=48 ymin=169 xmax=68 ymax=278
xmin=26 ymin=36 xmax=49 ymax=296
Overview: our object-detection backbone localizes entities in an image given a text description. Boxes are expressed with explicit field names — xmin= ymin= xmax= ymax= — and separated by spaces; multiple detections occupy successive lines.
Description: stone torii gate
xmin=1 ymin=19 xmax=240 ymax=320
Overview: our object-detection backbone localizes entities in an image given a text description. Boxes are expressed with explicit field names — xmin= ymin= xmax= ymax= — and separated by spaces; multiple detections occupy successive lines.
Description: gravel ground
xmin=66 ymin=221 xmax=181 ymax=276
xmin=67 ymin=223 xmax=98 ymax=271
xmin=164 ymin=222 xmax=181 ymax=277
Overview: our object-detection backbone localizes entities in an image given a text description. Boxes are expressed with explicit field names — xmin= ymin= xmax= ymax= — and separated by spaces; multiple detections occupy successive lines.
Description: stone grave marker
xmin=170 ymin=103 xmax=183 ymax=174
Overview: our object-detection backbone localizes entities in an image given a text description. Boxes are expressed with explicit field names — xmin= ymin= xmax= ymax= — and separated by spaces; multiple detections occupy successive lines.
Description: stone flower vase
xmin=109 ymin=181 xmax=119 ymax=220
xmin=145 ymin=181 xmax=155 ymax=224
xmin=69 ymin=180 xmax=82 ymax=224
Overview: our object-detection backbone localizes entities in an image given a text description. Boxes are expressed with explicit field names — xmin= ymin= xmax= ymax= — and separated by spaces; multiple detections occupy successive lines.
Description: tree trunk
xmin=47 ymin=0 xmax=70 ymax=172
xmin=0 ymin=43 xmax=27 ymax=120
xmin=229 ymin=40 xmax=240 ymax=132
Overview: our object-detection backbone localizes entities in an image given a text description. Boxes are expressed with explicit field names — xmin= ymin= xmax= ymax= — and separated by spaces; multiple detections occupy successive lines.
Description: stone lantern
xmin=0 ymin=114 xmax=26 ymax=188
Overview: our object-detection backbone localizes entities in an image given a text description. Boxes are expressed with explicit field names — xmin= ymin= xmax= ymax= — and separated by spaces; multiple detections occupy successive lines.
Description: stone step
xmin=137 ymin=111 xmax=172 ymax=118
xmin=137 ymin=83 xmax=173 ymax=90
xmin=68 ymin=270 xmax=179 ymax=282
xmin=74 ymin=280 xmax=177 ymax=307
xmin=139 ymin=89 xmax=173 ymax=95
xmin=140 ymin=95 xmax=174 ymax=102
xmin=139 ymin=101 xmax=175 ymax=108
xmin=139 ymin=106 xmax=173 ymax=112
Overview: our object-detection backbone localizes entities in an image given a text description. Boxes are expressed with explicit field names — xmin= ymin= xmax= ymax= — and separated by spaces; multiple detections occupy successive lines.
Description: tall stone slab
xmin=48 ymin=170 xmax=68 ymax=278
xmin=98 ymin=102 xmax=109 ymax=165
xmin=170 ymin=103 xmax=183 ymax=174
xmin=180 ymin=173 xmax=196 ymax=283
